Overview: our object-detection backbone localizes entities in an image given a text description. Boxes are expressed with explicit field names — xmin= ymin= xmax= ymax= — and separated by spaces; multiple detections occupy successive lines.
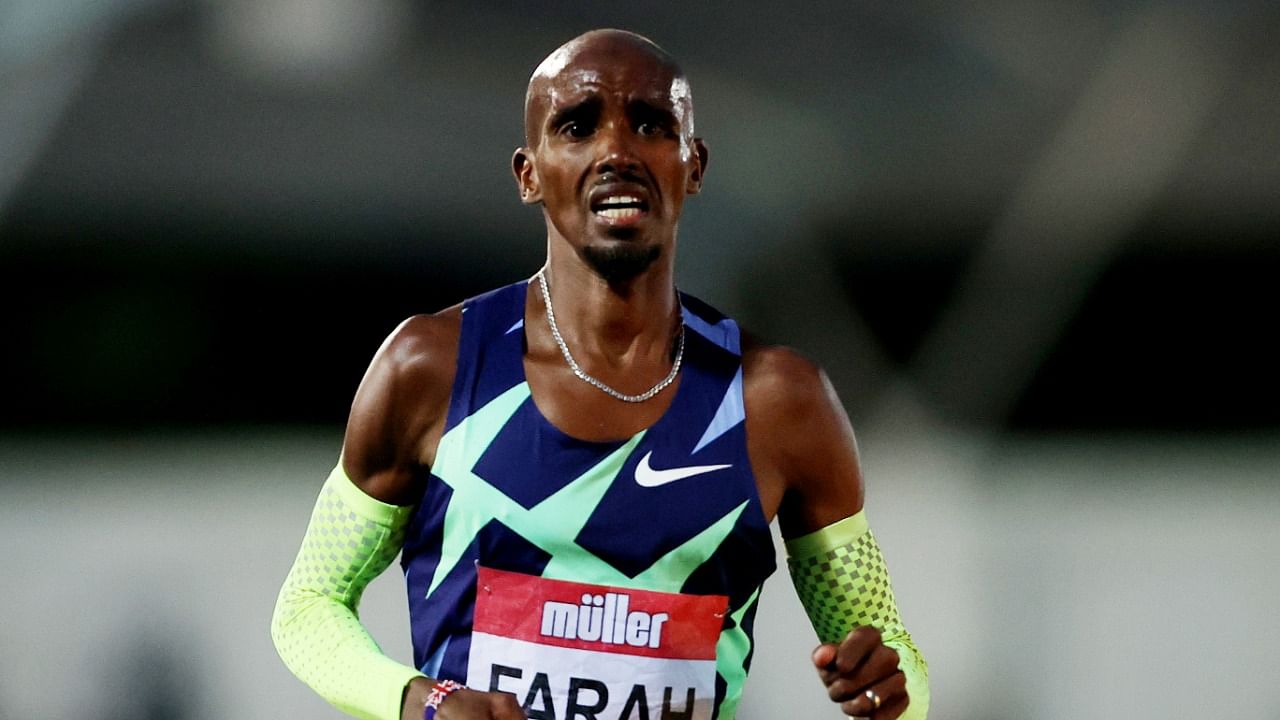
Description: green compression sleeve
xmin=271 ymin=463 xmax=424 ymax=720
xmin=786 ymin=511 xmax=929 ymax=720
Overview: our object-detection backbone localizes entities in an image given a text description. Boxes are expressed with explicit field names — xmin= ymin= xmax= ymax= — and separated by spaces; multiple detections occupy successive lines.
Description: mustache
xmin=591 ymin=169 xmax=650 ymax=190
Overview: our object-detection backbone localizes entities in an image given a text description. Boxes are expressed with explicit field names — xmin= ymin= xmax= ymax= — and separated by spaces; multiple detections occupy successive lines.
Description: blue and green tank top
xmin=400 ymin=280 xmax=776 ymax=719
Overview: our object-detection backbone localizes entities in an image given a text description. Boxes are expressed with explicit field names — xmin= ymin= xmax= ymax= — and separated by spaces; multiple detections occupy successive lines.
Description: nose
xmin=592 ymin=121 xmax=640 ymax=176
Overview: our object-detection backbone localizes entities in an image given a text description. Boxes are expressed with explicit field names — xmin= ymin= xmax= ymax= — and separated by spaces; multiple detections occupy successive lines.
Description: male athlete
xmin=272 ymin=29 xmax=928 ymax=720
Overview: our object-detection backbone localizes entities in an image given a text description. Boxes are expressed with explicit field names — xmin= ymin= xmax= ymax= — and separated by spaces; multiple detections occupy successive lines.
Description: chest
xmin=522 ymin=353 xmax=679 ymax=442
xmin=429 ymin=370 xmax=764 ymax=590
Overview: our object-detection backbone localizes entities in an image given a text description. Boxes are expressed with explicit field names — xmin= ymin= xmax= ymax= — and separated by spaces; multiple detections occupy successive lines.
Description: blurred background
xmin=2 ymin=1 xmax=1277 ymax=718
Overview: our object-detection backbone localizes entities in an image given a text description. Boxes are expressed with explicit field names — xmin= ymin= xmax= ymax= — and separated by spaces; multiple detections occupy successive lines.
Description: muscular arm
xmin=743 ymin=344 xmax=928 ymax=719
xmin=271 ymin=313 xmax=462 ymax=720
xmin=742 ymin=344 xmax=863 ymax=536
xmin=342 ymin=311 xmax=460 ymax=505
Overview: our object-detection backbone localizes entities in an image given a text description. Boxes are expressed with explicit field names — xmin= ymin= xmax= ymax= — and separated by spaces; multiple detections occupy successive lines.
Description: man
xmin=272 ymin=29 xmax=928 ymax=720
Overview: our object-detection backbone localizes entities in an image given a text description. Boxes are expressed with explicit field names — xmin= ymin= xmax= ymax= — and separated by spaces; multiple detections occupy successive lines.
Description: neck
xmin=539 ymin=244 xmax=679 ymax=365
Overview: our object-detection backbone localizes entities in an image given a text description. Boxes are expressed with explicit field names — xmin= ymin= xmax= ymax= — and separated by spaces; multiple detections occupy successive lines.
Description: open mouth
xmin=590 ymin=194 xmax=650 ymax=222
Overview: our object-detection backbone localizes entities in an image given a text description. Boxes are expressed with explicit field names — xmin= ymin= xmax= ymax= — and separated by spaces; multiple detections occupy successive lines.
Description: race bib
xmin=467 ymin=567 xmax=728 ymax=720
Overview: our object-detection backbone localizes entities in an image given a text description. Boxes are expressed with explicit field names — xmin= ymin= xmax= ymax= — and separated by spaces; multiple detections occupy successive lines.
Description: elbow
xmin=269 ymin=586 xmax=291 ymax=657
xmin=270 ymin=582 xmax=308 ymax=661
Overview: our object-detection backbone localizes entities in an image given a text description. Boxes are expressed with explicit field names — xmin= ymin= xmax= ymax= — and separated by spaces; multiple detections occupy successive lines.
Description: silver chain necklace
xmin=535 ymin=267 xmax=684 ymax=403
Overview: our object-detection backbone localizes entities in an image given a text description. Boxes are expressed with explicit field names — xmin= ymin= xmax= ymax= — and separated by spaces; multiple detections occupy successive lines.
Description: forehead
xmin=533 ymin=43 xmax=689 ymax=114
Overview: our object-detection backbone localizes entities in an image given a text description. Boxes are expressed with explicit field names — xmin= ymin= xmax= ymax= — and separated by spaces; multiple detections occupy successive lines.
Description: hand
xmin=812 ymin=626 xmax=909 ymax=719
xmin=436 ymin=688 xmax=526 ymax=720
xmin=403 ymin=679 xmax=526 ymax=720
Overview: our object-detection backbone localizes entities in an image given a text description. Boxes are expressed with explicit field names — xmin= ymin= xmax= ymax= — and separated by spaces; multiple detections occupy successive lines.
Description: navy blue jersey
xmin=400 ymin=280 xmax=775 ymax=719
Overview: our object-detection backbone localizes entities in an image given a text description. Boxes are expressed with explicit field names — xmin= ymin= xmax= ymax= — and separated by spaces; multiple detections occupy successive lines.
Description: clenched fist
xmin=811 ymin=626 xmax=909 ymax=719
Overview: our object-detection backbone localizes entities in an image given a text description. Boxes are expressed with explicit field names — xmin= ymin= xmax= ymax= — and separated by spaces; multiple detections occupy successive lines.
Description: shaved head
xmin=523 ymin=29 xmax=694 ymax=146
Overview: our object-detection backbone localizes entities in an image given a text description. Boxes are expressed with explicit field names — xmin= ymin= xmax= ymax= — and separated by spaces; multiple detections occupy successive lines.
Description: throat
xmin=532 ymin=266 xmax=684 ymax=404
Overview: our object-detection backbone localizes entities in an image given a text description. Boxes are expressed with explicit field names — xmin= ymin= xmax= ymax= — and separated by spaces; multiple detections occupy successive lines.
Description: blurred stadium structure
xmin=1 ymin=2 xmax=1277 ymax=719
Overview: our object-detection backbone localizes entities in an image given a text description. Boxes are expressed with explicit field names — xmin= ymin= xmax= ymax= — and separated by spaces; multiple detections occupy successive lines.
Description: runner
xmin=272 ymin=28 xmax=928 ymax=720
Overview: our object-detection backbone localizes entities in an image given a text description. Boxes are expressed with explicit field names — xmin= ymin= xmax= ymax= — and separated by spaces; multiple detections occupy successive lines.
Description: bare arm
xmin=342 ymin=311 xmax=461 ymax=505
xmin=743 ymin=343 xmax=927 ymax=720
xmin=742 ymin=343 xmax=864 ymax=536
xmin=271 ymin=314 xmax=453 ymax=720
xmin=274 ymin=310 xmax=522 ymax=720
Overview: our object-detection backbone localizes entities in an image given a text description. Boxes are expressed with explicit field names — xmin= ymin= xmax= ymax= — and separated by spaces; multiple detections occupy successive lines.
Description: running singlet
xmin=401 ymin=281 xmax=776 ymax=720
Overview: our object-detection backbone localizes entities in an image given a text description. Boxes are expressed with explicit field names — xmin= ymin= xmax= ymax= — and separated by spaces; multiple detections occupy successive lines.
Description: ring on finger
xmin=865 ymin=689 xmax=882 ymax=710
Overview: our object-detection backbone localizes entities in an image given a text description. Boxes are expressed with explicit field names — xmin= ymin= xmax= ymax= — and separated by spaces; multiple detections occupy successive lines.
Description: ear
xmin=512 ymin=147 xmax=541 ymax=204
xmin=686 ymin=138 xmax=709 ymax=195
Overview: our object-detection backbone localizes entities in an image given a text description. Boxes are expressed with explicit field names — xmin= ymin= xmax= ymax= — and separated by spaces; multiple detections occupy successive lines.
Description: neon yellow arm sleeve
xmin=785 ymin=511 xmax=929 ymax=720
xmin=271 ymin=463 xmax=425 ymax=720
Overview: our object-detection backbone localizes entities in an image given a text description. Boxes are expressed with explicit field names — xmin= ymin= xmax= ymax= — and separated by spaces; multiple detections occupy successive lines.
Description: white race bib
xmin=467 ymin=567 xmax=728 ymax=720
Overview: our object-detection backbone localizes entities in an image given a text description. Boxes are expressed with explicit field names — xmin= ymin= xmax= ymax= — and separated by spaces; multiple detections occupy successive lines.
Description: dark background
xmin=3 ymin=1 xmax=1276 ymax=435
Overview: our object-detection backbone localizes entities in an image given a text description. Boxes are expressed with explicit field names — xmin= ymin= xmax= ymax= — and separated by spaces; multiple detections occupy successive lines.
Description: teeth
xmin=597 ymin=207 xmax=642 ymax=220
xmin=599 ymin=195 xmax=640 ymax=206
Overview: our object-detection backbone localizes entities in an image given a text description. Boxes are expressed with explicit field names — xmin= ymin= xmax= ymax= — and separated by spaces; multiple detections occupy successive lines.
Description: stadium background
xmin=1 ymin=2 xmax=1277 ymax=718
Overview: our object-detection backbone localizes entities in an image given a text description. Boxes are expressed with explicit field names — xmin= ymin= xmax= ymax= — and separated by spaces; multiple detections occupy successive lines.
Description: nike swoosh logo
xmin=634 ymin=451 xmax=732 ymax=488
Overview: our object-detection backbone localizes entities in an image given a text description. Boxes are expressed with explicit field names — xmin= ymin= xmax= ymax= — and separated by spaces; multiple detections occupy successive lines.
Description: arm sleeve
xmin=785 ymin=511 xmax=929 ymax=720
xmin=271 ymin=463 xmax=425 ymax=720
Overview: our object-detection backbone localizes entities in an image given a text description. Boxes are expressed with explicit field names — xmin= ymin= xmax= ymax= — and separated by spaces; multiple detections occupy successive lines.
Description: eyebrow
xmin=546 ymin=95 xmax=602 ymax=131
xmin=627 ymin=98 xmax=680 ymax=129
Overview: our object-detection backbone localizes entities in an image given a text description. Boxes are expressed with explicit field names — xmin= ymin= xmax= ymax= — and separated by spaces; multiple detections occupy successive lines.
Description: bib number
xmin=467 ymin=567 xmax=728 ymax=720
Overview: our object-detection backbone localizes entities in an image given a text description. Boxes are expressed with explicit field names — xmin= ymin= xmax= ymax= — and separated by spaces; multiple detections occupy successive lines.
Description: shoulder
xmin=341 ymin=306 xmax=463 ymax=504
xmin=740 ymin=333 xmax=865 ymax=535
xmin=378 ymin=307 xmax=464 ymax=381
xmin=360 ymin=307 xmax=463 ymax=410
xmin=741 ymin=336 xmax=834 ymax=423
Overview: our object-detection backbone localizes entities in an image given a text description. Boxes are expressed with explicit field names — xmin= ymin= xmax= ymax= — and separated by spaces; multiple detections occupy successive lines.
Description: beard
xmin=582 ymin=242 xmax=662 ymax=286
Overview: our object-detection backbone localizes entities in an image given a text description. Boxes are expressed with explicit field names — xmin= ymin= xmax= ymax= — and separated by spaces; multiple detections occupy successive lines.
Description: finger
xmin=834 ymin=626 xmax=882 ymax=674
xmin=819 ymin=633 xmax=894 ymax=687
xmin=811 ymin=642 xmax=838 ymax=670
xmin=815 ymin=630 xmax=873 ymax=684
xmin=839 ymin=671 xmax=906 ymax=718
xmin=873 ymin=689 xmax=910 ymax=720
xmin=824 ymin=646 xmax=901 ymax=702
xmin=863 ymin=644 xmax=900 ymax=683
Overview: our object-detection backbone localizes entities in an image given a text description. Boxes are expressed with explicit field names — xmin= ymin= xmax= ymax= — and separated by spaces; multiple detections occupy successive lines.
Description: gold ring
xmin=865 ymin=689 xmax=882 ymax=710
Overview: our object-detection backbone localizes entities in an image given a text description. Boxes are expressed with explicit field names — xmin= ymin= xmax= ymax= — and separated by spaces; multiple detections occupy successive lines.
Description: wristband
xmin=423 ymin=679 xmax=464 ymax=720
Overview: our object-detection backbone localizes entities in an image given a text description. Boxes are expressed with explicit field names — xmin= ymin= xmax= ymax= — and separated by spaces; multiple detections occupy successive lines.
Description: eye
xmin=630 ymin=101 xmax=677 ymax=138
xmin=560 ymin=120 xmax=593 ymax=139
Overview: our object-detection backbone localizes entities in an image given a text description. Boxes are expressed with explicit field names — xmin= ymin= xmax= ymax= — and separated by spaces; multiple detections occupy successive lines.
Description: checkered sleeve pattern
xmin=271 ymin=464 xmax=424 ymax=720
xmin=786 ymin=511 xmax=930 ymax=720
xmin=787 ymin=527 xmax=905 ymax=642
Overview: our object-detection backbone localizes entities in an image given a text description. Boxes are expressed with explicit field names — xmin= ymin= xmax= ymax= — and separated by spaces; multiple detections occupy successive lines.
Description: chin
xmin=581 ymin=242 xmax=662 ymax=285
xmin=599 ymin=224 xmax=643 ymax=241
